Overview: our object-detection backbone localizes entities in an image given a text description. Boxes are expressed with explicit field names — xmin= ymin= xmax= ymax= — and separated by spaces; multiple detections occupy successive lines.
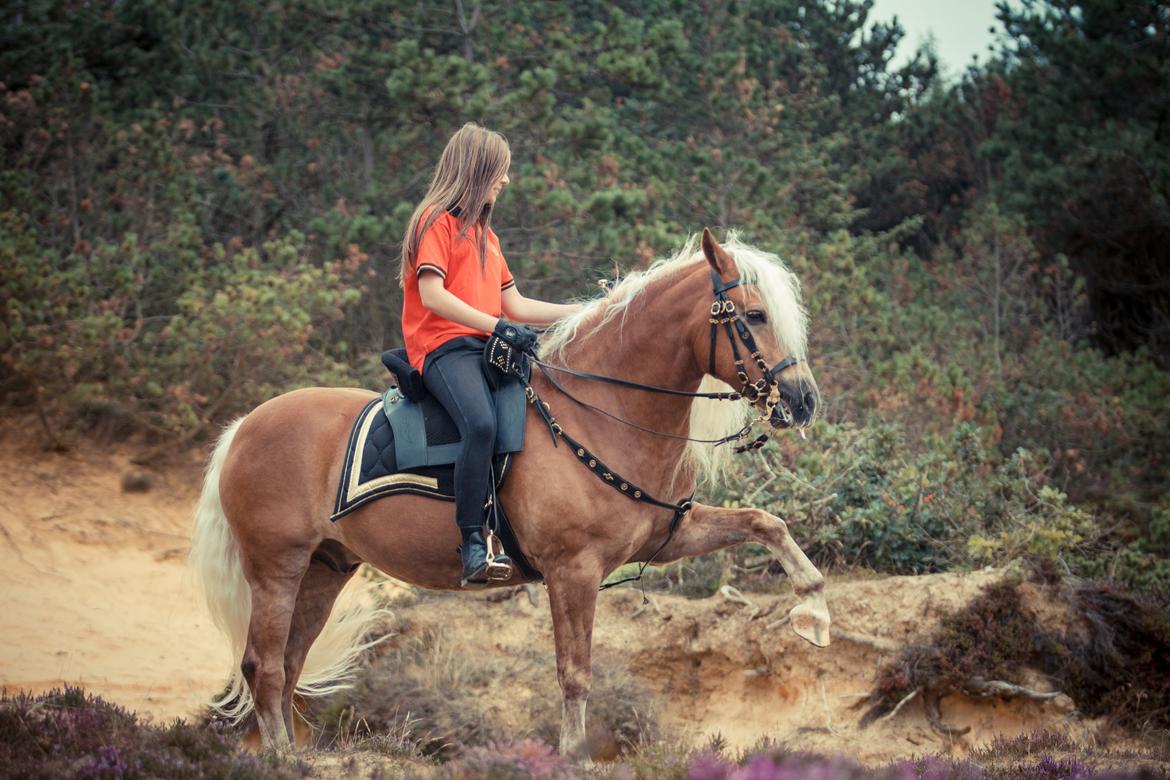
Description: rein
xmin=521 ymin=381 xmax=694 ymax=597
xmin=515 ymin=270 xmax=801 ymax=595
xmin=531 ymin=360 xmax=754 ymax=446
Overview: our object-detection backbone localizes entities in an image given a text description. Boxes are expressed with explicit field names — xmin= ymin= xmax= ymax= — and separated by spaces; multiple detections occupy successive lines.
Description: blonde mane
xmin=539 ymin=231 xmax=807 ymax=488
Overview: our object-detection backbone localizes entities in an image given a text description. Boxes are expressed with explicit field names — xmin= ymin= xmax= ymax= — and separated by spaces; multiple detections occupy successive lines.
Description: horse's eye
xmin=746 ymin=310 xmax=768 ymax=325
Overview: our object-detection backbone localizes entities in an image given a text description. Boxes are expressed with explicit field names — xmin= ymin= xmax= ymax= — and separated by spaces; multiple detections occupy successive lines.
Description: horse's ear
xmin=701 ymin=227 xmax=734 ymax=277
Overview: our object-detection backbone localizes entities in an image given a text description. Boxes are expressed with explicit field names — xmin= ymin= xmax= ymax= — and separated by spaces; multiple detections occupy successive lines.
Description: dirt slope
xmin=0 ymin=424 xmax=1100 ymax=764
xmin=386 ymin=571 xmax=1091 ymax=764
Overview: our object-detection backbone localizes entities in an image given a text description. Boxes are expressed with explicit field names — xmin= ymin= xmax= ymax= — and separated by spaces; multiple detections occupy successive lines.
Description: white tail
xmin=189 ymin=418 xmax=392 ymax=723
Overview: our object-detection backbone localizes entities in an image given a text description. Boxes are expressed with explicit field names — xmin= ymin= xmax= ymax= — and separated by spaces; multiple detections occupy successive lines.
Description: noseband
xmin=709 ymin=271 xmax=800 ymax=404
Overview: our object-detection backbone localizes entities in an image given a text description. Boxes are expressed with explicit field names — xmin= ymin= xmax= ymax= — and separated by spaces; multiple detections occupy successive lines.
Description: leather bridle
xmin=529 ymin=270 xmax=802 ymax=448
xmin=709 ymin=271 xmax=800 ymax=423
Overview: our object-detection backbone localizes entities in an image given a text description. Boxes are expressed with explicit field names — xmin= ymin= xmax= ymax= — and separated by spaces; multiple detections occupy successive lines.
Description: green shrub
xmin=2 ymin=220 xmax=370 ymax=439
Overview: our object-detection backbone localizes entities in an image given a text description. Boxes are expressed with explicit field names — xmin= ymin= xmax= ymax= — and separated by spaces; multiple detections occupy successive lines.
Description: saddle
xmin=329 ymin=347 xmax=539 ymax=580
xmin=379 ymin=348 xmax=527 ymax=470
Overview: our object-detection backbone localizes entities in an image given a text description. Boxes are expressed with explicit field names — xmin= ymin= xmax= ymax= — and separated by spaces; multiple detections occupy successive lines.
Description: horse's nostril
xmin=803 ymin=391 xmax=817 ymax=412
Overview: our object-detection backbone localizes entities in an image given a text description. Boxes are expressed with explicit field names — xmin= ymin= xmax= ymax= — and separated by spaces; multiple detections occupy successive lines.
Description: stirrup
xmin=483 ymin=530 xmax=514 ymax=582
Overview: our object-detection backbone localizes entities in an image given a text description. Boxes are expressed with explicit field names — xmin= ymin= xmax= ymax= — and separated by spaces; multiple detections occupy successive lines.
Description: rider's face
xmin=485 ymin=168 xmax=510 ymax=204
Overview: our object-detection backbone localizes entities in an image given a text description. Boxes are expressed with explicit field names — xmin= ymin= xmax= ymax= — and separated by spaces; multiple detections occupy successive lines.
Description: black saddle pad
xmin=330 ymin=398 xmax=540 ymax=580
xmin=331 ymin=398 xmax=508 ymax=519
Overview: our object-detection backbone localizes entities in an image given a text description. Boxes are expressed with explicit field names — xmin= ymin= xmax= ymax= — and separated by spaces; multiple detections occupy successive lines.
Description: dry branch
xmin=719 ymin=584 xmax=758 ymax=617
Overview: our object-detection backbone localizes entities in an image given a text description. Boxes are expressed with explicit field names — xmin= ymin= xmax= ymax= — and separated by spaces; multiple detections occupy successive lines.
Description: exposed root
xmin=963 ymin=677 xmax=1061 ymax=701
xmin=830 ymin=628 xmax=899 ymax=651
xmin=877 ymin=687 xmax=919 ymax=724
xmin=765 ymin=615 xmax=790 ymax=630
xmin=924 ymin=690 xmax=970 ymax=737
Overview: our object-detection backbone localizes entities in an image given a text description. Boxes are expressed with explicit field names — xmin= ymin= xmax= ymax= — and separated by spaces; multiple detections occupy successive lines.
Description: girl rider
xmin=400 ymin=122 xmax=581 ymax=586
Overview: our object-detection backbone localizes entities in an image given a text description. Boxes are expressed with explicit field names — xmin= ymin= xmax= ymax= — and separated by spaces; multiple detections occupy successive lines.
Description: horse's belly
xmin=335 ymin=493 xmax=466 ymax=590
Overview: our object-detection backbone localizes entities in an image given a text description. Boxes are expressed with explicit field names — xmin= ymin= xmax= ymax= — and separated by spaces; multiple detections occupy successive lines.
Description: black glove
xmin=492 ymin=319 xmax=538 ymax=352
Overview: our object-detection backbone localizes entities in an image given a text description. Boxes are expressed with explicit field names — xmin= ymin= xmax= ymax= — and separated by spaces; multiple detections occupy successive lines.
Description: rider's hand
xmin=493 ymin=319 xmax=538 ymax=352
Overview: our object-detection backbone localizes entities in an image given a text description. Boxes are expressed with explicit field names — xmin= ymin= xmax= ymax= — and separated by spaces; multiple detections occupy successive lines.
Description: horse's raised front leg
xmin=657 ymin=503 xmax=830 ymax=647
xmin=544 ymin=557 xmax=604 ymax=759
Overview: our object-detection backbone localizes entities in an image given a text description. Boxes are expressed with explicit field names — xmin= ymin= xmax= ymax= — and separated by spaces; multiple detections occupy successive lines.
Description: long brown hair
xmin=400 ymin=122 xmax=511 ymax=285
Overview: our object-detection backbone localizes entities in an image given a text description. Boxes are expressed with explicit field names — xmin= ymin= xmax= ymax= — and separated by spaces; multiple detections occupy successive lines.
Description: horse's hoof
xmin=788 ymin=597 xmax=831 ymax=647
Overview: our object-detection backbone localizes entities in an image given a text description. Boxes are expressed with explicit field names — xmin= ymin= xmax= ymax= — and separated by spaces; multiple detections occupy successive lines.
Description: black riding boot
xmin=459 ymin=527 xmax=490 ymax=587
xmin=459 ymin=526 xmax=514 ymax=587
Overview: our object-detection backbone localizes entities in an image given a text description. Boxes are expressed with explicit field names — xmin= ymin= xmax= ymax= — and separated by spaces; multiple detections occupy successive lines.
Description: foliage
xmin=857 ymin=575 xmax=1170 ymax=733
xmin=0 ymin=686 xmax=309 ymax=779
xmin=440 ymin=739 xmax=574 ymax=779
xmin=0 ymin=0 xmax=1166 ymax=586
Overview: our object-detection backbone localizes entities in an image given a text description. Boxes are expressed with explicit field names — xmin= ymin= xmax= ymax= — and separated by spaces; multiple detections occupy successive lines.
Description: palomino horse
xmin=190 ymin=229 xmax=830 ymax=756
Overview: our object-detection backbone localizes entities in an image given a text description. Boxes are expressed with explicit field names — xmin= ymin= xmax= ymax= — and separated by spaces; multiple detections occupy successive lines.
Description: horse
xmin=189 ymin=228 xmax=830 ymax=757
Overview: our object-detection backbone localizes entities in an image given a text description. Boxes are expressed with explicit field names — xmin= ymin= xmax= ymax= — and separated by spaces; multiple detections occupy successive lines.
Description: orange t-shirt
xmin=402 ymin=208 xmax=515 ymax=372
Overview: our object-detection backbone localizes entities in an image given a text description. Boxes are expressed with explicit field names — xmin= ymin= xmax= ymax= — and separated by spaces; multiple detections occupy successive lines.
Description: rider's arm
xmin=501 ymin=285 xmax=583 ymax=325
xmin=417 ymin=271 xmax=501 ymax=333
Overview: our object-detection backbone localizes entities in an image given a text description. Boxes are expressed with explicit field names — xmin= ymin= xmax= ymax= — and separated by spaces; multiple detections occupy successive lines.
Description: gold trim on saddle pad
xmin=344 ymin=403 xmax=439 ymax=505
xmin=330 ymin=398 xmax=450 ymax=522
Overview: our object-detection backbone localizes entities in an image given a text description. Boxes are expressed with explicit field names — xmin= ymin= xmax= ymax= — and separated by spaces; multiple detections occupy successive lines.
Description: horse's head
xmin=697 ymin=228 xmax=819 ymax=430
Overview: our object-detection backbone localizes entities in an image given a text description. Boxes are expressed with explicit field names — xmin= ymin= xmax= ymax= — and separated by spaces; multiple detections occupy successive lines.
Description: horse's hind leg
xmin=241 ymin=554 xmax=311 ymax=749
xmin=279 ymin=554 xmax=356 ymax=743
xmin=657 ymin=503 xmax=830 ymax=647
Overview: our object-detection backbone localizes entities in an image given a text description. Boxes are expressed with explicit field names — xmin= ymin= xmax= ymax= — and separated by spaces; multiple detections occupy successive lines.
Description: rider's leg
xmin=422 ymin=340 xmax=500 ymax=585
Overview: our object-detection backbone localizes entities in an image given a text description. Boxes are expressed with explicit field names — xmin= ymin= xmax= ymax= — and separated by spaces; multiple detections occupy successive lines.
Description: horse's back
xmin=219 ymin=387 xmax=376 ymax=548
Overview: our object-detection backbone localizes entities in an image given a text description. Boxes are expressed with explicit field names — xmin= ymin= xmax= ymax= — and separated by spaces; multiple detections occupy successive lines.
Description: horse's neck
xmin=546 ymin=268 xmax=706 ymax=492
xmin=571 ymin=265 xmax=706 ymax=378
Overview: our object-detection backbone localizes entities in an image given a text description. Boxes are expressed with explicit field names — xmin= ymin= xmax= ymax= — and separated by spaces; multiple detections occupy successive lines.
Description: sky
xmin=868 ymin=0 xmax=1008 ymax=77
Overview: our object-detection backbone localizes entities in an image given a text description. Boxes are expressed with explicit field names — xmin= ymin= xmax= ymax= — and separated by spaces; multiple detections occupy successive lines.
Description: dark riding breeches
xmin=422 ymin=336 xmax=495 ymax=531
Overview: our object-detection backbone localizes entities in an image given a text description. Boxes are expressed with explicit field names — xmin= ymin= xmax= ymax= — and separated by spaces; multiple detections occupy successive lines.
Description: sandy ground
xmin=0 ymin=426 xmax=229 ymax=720
xmin=0 ymin=420 xmax=1118 ymax=766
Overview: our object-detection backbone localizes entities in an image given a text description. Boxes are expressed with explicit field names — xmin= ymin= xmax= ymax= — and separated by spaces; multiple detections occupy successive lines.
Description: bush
xmin=0 ymin=686 xmax=308 ymax=779
xmin=857 ymin=575 xmax=1170 ymax=734
xmin=706 ymin=412 xmax=1166 ymax=592
xmin=2 ymin=220 xmax=371 ymax=440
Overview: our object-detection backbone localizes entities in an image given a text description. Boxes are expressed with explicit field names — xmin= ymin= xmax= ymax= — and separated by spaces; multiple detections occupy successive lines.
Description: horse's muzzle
xmin=771 ymin=380 xmax=817 ymax=429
